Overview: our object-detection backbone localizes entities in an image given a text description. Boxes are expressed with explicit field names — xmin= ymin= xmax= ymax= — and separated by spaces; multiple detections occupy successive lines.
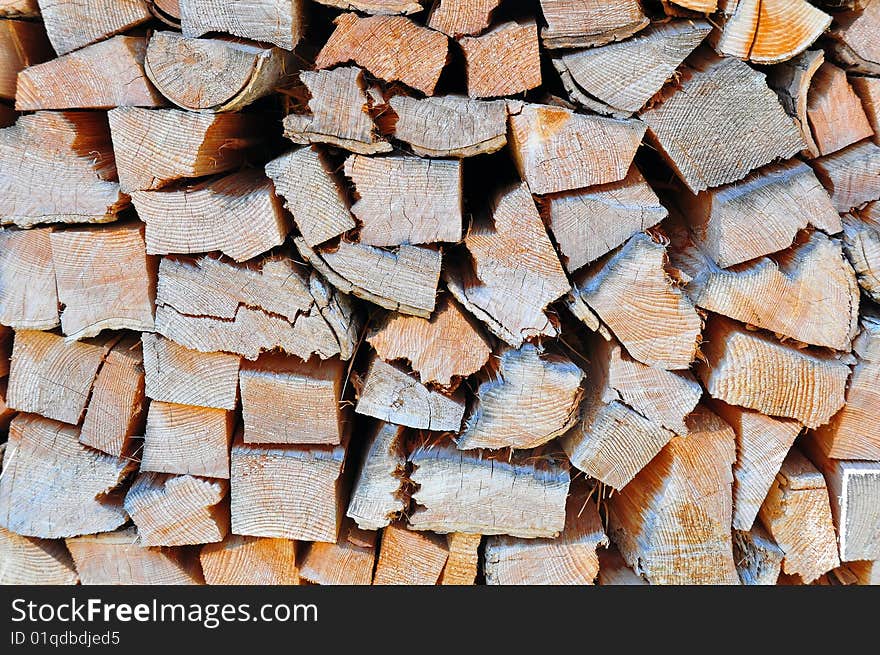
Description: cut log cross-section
xmin=200 ymin=535 xmax=299 ymax=585
xmin=538 ymin=0 xmax=648 ymax=49
xmin=811 ymin=138 xmax=880 ymax=212
xmin=345 ymin=421 xmax=406 ymax=531
xmin=806 ymin=62 xmax=874 ymax=157
xmin=0 ymin=227 xmax=60 ymax=330
xmin=180 ymin=0 xmax=304 ymax=50
xmin=299 ymin=520 xmax=376 ymax=585
xmin=439 ymin=533 xmax=481 ymax=585
xmin=844 ymin=204 xmax=880 ymax=302
xmin=428 ymin=0 xmax=501 ymax=37
xmin=0 ymin=17 xmax=52 ymax=100
xmin=0 ymin=526 xmax=79 ymax=585
xmin=459 ymin=20 xmax=541 ymax=98
xmin=38 ymin=0 xmax=153 ymax=55
xmin=373 ymin=524 xmax=449 ymax=585
xmin=826 ymin=0 xmax=880 ymax=75
xmin=733 ymin=524 xmax=785 ymax=585
xmin=851 ymin=76 xmax=880 ymax=142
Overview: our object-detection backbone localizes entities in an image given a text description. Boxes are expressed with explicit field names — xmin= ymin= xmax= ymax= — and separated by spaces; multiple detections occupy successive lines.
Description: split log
xmin=79 ymin=336 xmax=147 ymax=457
xmin=438 ymin=533 xmax=480 ymax=585
xmin=50 ymin=223 xmax=156 ymax=340
xmin=0 ymin=527 xmax=79 ymax=585
xmin=179 ymin=0 xmax=304 ymax=50
xmin=484 ymin=492 xmax=608 ymax=585
xmin=345 ymin=421 xmax=406 ymax=530
xmin=0 ymin=17 xmax=51 ymax=99
xmin=459 ymin=20 xmax=541 ymax=98
xmin=640 ymin=52 xmax=804 ymax=192
xmin=851 ymin=76 xmax=880 ymax=141
xmin=698 ymin=315 xmax=850 ymax=429
xmin=0 ymin=227 xmax=60 ymax=329
xmin=142 ymin=333 xmax=241 ymax=410
xmin=367 ymin=296 xmax=492 ymax=389
xmin=733 ymin=524 xmax=785 ymax=585
xmin=507 ymin=102 xmax=645 ymax=194
xmin=141 ymin=401 xmax=234 ymax=479
xmin=6 ymin=330 xmax=110 ymax=425
xmin=201 ymin=535 xmax=299 ymax=585
xmin=132 ymin=170 xmax=289 ymax=262
xmin=571 ymin=232 xmax=701 ymax=370
xmin=283 ymin=67 xmax=391 ymax=155
xmin=66 ymin=528 xmax=204 ymax=585
xmin=597 ymin=548 xmax=647 ymax=585
xmin=427 ymin=0 xmax=500 ymax=37
xmin=295 ymin=237 xmax=441 ymax=318
xmin=672 ymin=228 xmax=860 ymax=350
xmin=145 ymin=31 xmax=290 ymax=112
xmin=316 ymin=0 xmax=424 ymax=14
xmin=676 ymin=159 xmax=842 ymax=268
xmin=265 ymin=147 xmax=356 ymax=248
xmin=767 ymin=49 xmax=825 ymax=157
xmin=108 ymin=107 xmax=261 ymax=192
xmin=299 ymin=520 xmax=376 ymax=585
xmin=0 ymin=112 xmax=126 ymax=227
xmin=155 ymin=255 xmax=359 ymax=361
xmin=456 ymin=343 xmax=584 ymax=451
xmin=230 ymin=434 xmax=348 ymax=542
xmin=343 ymin=154 xmax=462 ymax=246
xmin=826 ymin=0 xmax=880 ymax=74
xmin=389 ymin=95 xmax=508 ymax=158
xmin=552 ymin=20 xmax=711 ymax=116
xmin=444 ymin=182 xmax=569 ymax=346
xmin=710 ymin=400 xmax=802 ymax=531
xmin=373 ymin=523 xmax=449 ymax=585
xmin=38 ymin=0 xmax=152 ymax=55
xmin=408 ymin=439 xmax=570 ymax=538
xmin=16 ymin=35 xmax=163 ymax=111
xmin=607 ymin=406 xmax=741 ymax=585
xmin=758 ymin=449 xmax=841 ymax=582
xmin=0 ymin=415 xmax=133 ymax=538
xmin=315 ymin=13 xmax=449 ymax=95
xmin=807 ymin=62 xmax=874 ymax=156
xmin=811 ymin=138 xmax=880 ymax=211
xmin=842 ymin=203 xmax=880 ymax=299
xmin=542 ymin=166 xmax=667 ymax=273
xmin=538 ymin=0 xmax=648 ymax=49
xmin=713 ymin=0 xmax=831 ymax=65
xmin=0 ymin=0 xmax=38 ymax=15
xmin=240 ymin=354 xmax=346 ymax=445
xmin=355 ymin=356 xmax=465 ymax=432
xmin=125 ymin=472 xmax=228 ymax=546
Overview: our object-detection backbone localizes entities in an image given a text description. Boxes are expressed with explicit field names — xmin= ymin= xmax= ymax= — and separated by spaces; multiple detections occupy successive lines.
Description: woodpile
xmin=2 ymin=0 xmax=880 ymax=587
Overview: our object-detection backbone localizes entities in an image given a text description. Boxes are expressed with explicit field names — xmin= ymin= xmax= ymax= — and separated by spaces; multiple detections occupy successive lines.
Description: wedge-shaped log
xmin=355 ymin=357 xmax=465 ymax=432
xmin=699 ymin=316 xmax=850 ymax=429
xmin=38 ymin=0 xmax=152 ymax=55
xmin=201 ymin=535 xmax=299 ymax=585
xmin=0 ymin=415 xmax=133 ymax=538
xmin=767 ymin=49 xmax=825 ymax=157
xmin=16 ymin=36 xmax=163 ymax=110
xmin=299 ymin=520 xmax=376 ymax=585
xmin=733 ymin=524 xmax=785 ymax=585
xmin=542 ymin=166 xmax=667 ymax=273
xmin=811 ymin=139 xmax=880 ymax=211
xmin=641 ymin=52 xmax=804 ymax=192
xmin=155 ymin=255 xmax=359 ymax=361
xmin=109 ymin=108 xmax=261 ymax=192
xmin=346 ymin=422 xmax=406 ymax=531
xmin=142 ymin=333 xmax=241 ymax=410
xmin=283 ymin=66 xmax=391 ymax=155
xmin=851 ymin=76 xmax=880 ymax=141
xmin=445 ymin=182 xmax=569 ymax=346
xmin=508 ymin=102 xmax=645 ymax=195
xmin=408 ymin=439 xmax=570 ymax=538
xmin=826 ymin=0 xmax=880 ymax=75
xmin=145 ymin=32 xmax=290 ymax=112
xmin=457 ymin=343 xmax=584 ymax=450
xmin=0 ymin=527 xmax=79 ymax=585
xmin=844 ymin=204 xmax=880 ymax=301
xmin=125 ymin=472 xmax=228 ymax=546
xmin=808 ymin=61 xmax=874 ymax=157
xmin=0 ymin=16 xmax=51 ymax=99
xmin=678 ymin=159 xmax=841 ymax=268
xmin=50 ymin=223 xmax=156 ymax=340
xmin=141 ymin=401 xmax=233 ymax=479
xmin=132 ymin=170 xmax=288 ymax=262
xmin=368 ymin=296 xmax=491 ymax=389
xmin=343 ymin=154 xmax=462 ymax=246
xmin=538 ymin=0 xmax=648 ymax=49
xmin=439 ymin=533 xmax=481 ymax=585
xmin=428 ymin=0 xmax=500 ymax=37
xmin=66 ymin=528 xmax=204 ymax=585
xmin=240 ymin=354 xmax=346 ymax=445
xmin=553 ymin=20 xmax=711 ymax=116
xmin=0 ymin=112 xmax=126 ymax=227
xmin=485 ymin=491 xmax=608 ymax=585
xmin=373 ymin=523 xmax=449 ymax=585
xmin=315 ymin=13 xmax=448 ymax=95
xmin=0 ymin=228 xmax=60 ymax=329
xmin=572 ymin=233 xmax=701 ymax=370
xmin=758 ymin=449 xmax=840 ymax=583
xmin=231 ymin=435 xmax=347 ymax=543
xmin=459 ymin=20 xmax=541 ymax=98
xmin=607 ymin=407 xmax=740 ymax=585
xmin=180 ymin=0 xmax=303 ymax=50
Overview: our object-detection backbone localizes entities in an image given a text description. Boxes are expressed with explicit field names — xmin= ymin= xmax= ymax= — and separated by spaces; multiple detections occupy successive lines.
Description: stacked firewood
xmin=0 ymin=0 xmax=878 ymax=586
